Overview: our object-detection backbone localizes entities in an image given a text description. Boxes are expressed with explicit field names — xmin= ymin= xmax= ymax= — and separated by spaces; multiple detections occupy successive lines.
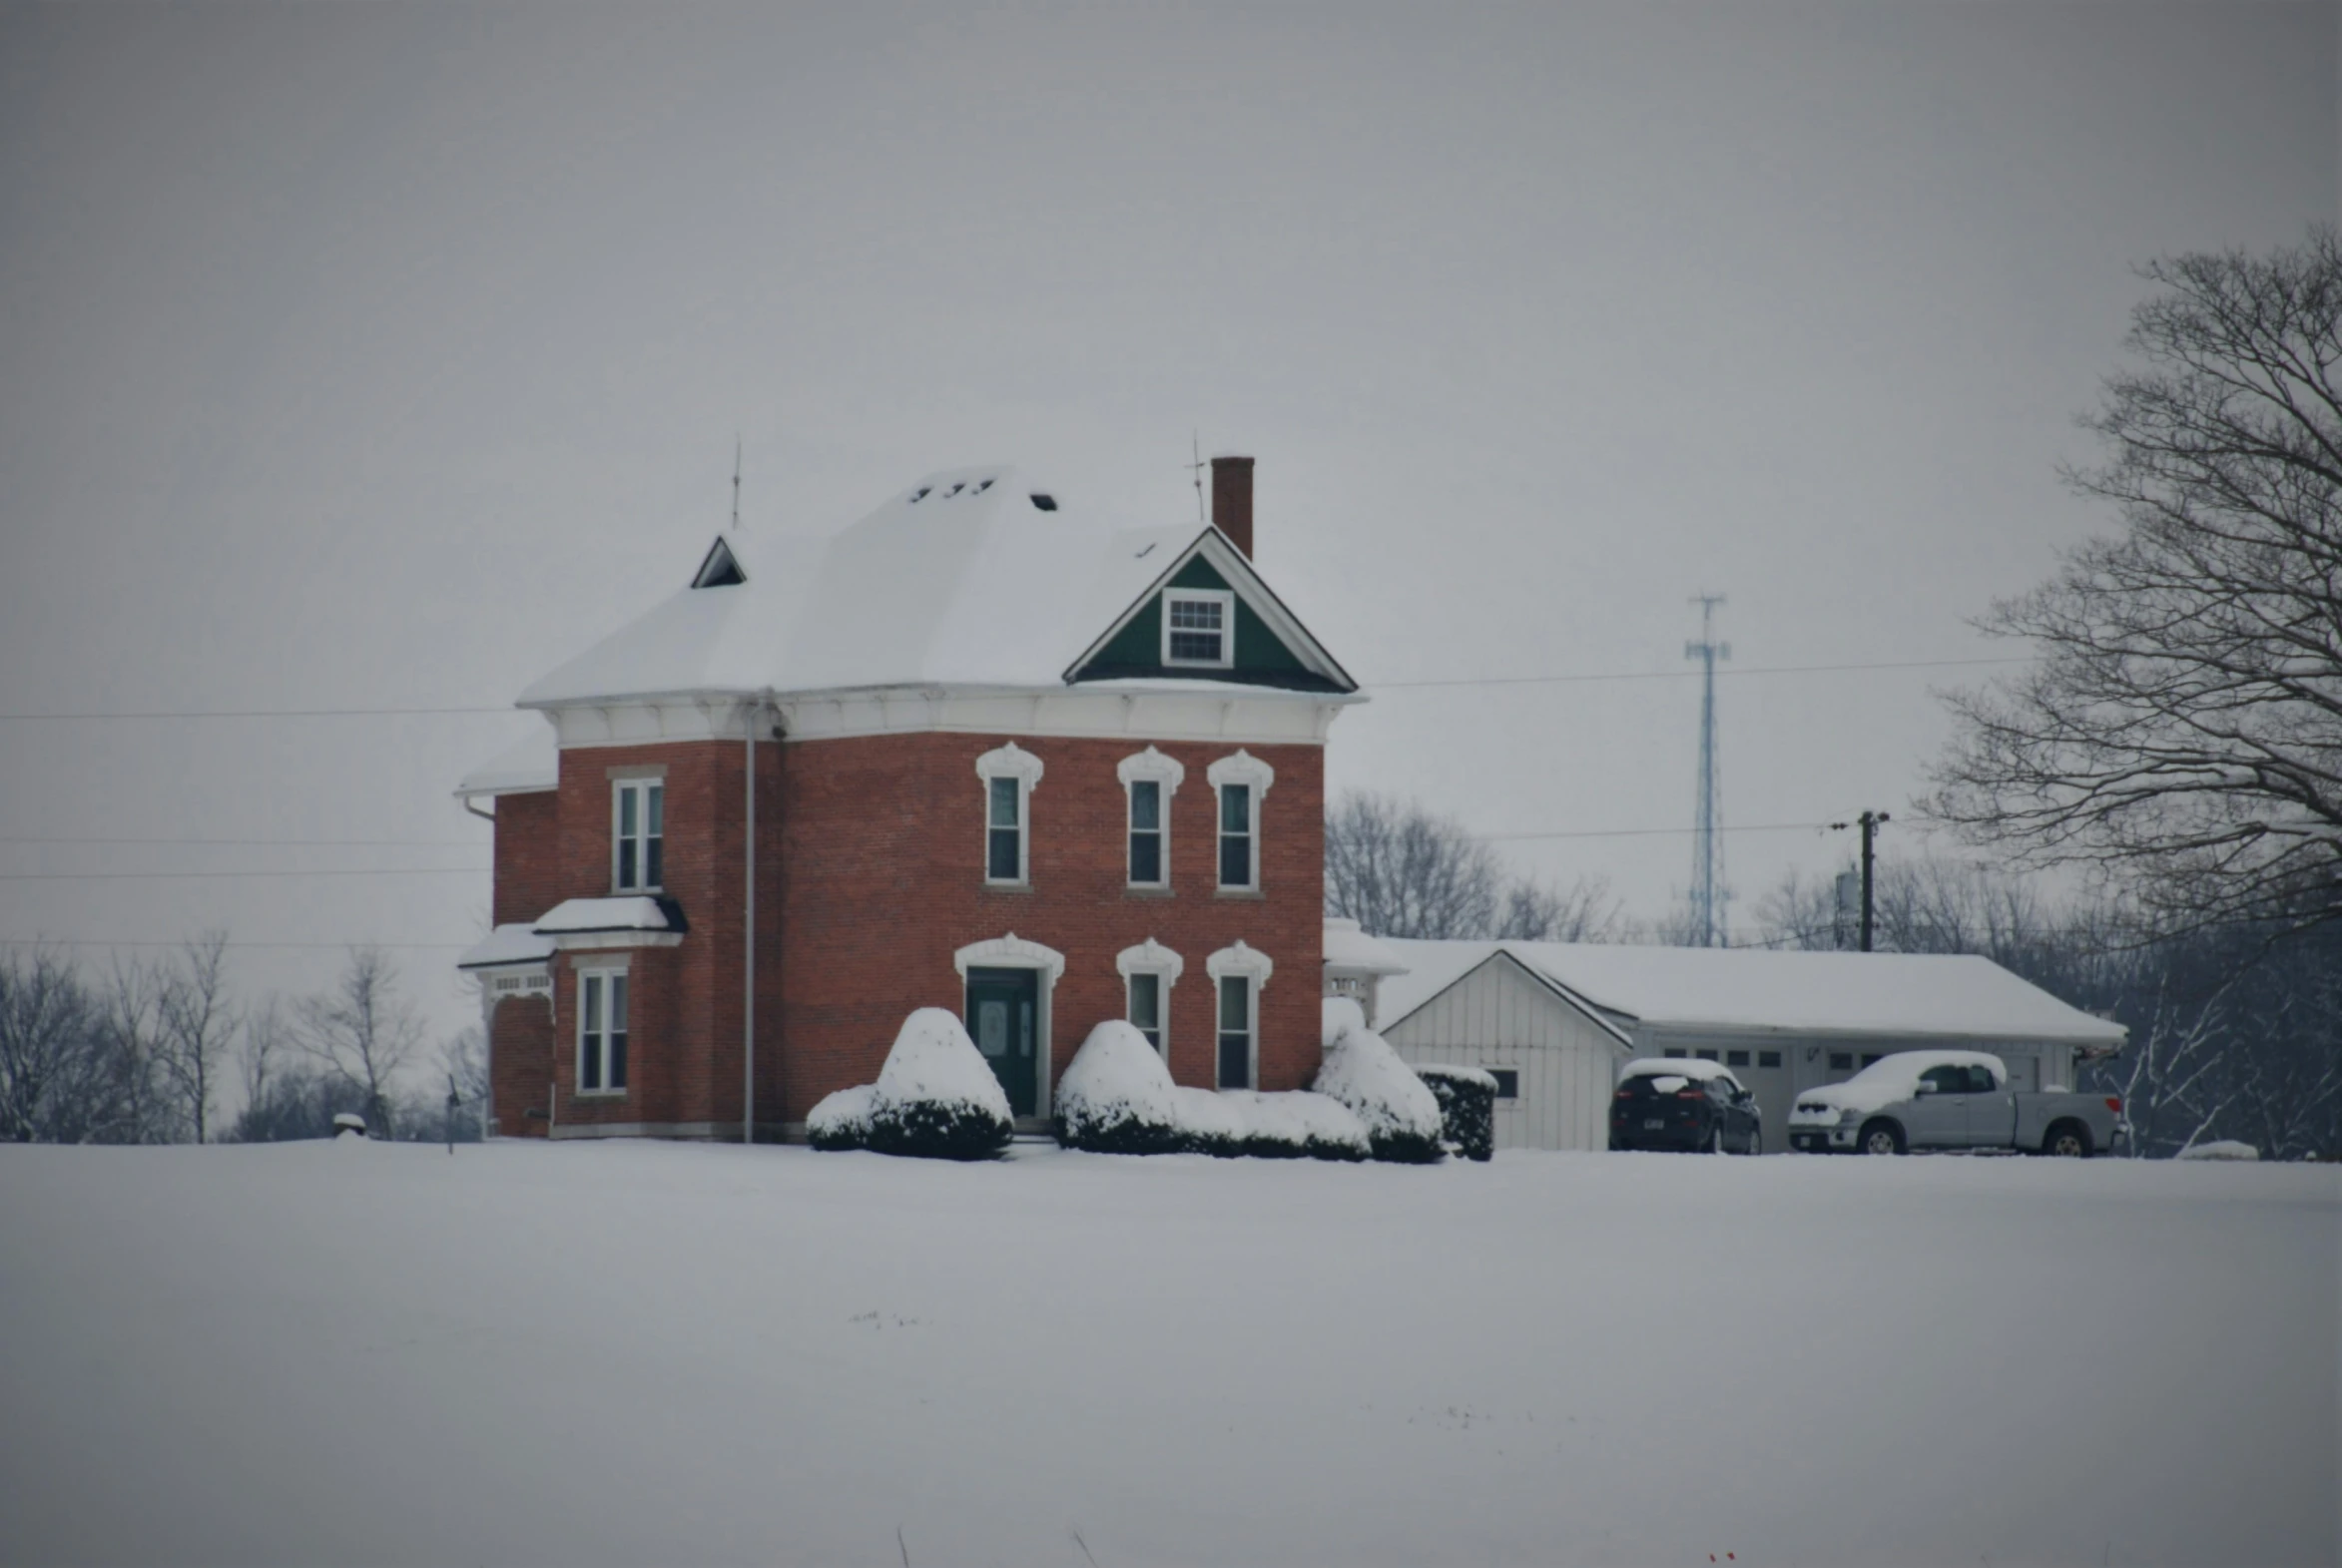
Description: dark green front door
xmin=965 ymin=967 xmax=1039 ymax=1117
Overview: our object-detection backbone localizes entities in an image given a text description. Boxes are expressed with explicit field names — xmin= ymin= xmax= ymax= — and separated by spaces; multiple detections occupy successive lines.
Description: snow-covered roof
xmin=1322 ymin=917 xmax=1410 ymax=977
xmin=455 ymin=924 xmax=557 ymax=970
xmin=515 ymin=466 xmax=1355 ymax=708
xmin=454 ymin=724 xmax=557 ymax=799
xmin=1619 ymin=1056 xmax=1742 ymax=1084
xmin=1376 ymin=940 xmax=2127 ymax=1047
xmin=534 ymin=897 xmax=680 ymax=935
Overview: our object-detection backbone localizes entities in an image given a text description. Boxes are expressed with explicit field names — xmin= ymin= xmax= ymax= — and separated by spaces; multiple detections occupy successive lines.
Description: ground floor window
xmin=1757 ymin=1050 xmax=1782 ymax=1069
xmin=577 ymin=970 xmax=628 ymax=1093
xmin=1217 ymin=975 xmax=1252 ymax=1089
xmin=1128 ymin=971 xmax=1164 ymax=1054
xmin=1487 ymin=1068 xmax=1519 ymax=1100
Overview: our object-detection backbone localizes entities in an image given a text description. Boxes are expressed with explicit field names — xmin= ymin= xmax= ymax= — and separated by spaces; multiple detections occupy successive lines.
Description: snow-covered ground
xmin=1 ymin=1143 xmax=2333 ymax=1567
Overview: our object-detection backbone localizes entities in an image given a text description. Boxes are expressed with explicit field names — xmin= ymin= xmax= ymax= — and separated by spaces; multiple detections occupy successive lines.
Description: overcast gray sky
xmin=2 ymin=2 xmax=2334 ymax=1048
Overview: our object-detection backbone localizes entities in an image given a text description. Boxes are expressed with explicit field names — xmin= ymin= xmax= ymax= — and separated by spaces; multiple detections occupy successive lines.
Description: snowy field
xmin=1 ymin=1143 xmax=2334 ymax=1568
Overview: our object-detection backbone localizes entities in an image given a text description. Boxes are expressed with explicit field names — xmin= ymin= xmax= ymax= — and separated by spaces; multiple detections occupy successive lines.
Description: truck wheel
xmin=1858 ymin=1120 xmax=1905 ymax=1156
xmin=2045 ymin=1121 xmax=2092 ymax=1159
xmin=1746 ymin=1126 xmax=1762 ymax=1156
xmin=1708 ymin=1126 xmax=1726 ymax=1154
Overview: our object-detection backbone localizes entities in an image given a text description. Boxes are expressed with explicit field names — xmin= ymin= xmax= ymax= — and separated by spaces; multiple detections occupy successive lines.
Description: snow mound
xmin=1314 ymin=1023 xmax=1446 ymax=1163
xmin=1322 ymin=995 xmax=1369 ymax=1047
xmin=2176 ymin=1140 xmax=2260 ymax=1162
xmin=1054 ymin=1021 xmax=1184 ymax=1155
xmin=865 ymin=1008 xmax=1013 ymax=1161
xmin=806 ymin=1084 xmax=877 ymax=1151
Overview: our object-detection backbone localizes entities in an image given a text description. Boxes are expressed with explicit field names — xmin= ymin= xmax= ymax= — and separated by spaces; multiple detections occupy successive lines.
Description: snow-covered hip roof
xmin=1375 ymin=939 xmax=2128 ymax=1047
xmin=514 ymin=466 xmax=1354 ymax=708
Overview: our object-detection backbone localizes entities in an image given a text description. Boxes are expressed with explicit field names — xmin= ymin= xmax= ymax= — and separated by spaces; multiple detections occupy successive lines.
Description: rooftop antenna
xmin=1686 ymin=593 xmax=1731 ymax=947
xmin=730 ymin=434 xmax=742 ymax=532
xmin=1188 ymin=431 xmax=1207 ymax=525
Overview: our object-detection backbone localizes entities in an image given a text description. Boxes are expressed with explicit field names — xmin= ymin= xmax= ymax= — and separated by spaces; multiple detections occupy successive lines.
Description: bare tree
xmin=156 ymin=931 xmax=235 ymax=1144
xmin=443 ymin=1025 xmax=490 ymax=1141
xmin=98 ymin=957 xmax=177 ymax=1144
xmin=1326 ymin=791 xmax=1616 ymax=941
xmin=295 ymin=947 xmax=421 ymax=1138
xmin=1930 ymin=230 xmax=2342 ymax=932
xmin=0 ymin=950 xmax=108 ymax=1143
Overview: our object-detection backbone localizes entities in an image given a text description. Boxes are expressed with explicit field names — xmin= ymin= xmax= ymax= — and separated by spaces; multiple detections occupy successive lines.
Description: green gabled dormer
xmin=1064 ymin=522 xmax=1357 ymax=695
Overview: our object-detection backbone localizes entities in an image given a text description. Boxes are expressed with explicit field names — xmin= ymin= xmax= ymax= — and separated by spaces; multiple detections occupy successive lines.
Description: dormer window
xmin=690 ymin=537 xmax=746 ymax=588
xmin=1163 ymin=588 xmax=1234 ymax=669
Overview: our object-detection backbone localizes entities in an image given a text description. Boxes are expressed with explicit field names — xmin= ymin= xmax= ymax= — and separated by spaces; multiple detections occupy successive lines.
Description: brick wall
xmin=488 ymin=728 xmax=1323 ymax=1135
xmin=487 ymin=993 xmax=555 ymax=1137
xmin=776 ymin=732 xmax=1325 ymax=1121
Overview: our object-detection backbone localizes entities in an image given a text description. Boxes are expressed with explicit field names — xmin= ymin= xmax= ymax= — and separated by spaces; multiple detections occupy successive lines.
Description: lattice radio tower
xmin=1686 ymin=594 xmax=1731 ymax=946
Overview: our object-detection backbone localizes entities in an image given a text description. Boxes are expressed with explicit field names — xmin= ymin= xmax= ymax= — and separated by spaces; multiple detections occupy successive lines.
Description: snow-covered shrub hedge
xmin=1163 ymin=1087 xmax=1369 ymax=1160
xmin=864 ymin=1008 xmax=1013 ymax=1161
xmin=1170 ymin=1087 xmax=1247 ymax=1158
xmin=2176 ymin=1140 xmax=2260 ymax=1162
xmin=806 ymin=1083 xmax=877 ymax=1151
xmin=1054 ymin=1021 xmax=1185 ymax=1155
xmin=1315 ymin=999 xmax=1446 ymax=1164
xmin=1416 ymin=1065 xmax=1496 ymax=1163
xmin=1267 ymin=1091 xmax=1371 ymax=1161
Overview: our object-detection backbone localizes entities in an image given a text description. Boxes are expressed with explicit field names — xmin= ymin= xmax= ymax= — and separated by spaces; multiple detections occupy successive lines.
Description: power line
xmin=1476 ymin=819 xmax=1832 ymax=842
xmin=0 ymin=866 xmax=485 ymax=882
xmin=1372 ymin=655 xmax=2022 ymax=690
xmin=0 ymin=705 xmax=511 ymax=721
xmin=0 ymin=834 xmax=485 ymax=848
xmin=0 ymin=936 xmax=473 ymax=951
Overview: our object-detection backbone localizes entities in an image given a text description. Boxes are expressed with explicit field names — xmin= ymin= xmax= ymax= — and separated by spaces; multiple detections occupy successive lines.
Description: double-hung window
xmin=1162 ymin=588 xmax=1235 ymax=669
xmin=1205 ymin=752 xmax=1273 ymax=893
xmin=1116 ymin=938 xmax=1183 ymax=1061
xmin=1204 ymin=941 xmax=1272 ymax=1091
xmin=1216 ymin=976 xmax=1252 ymax=1089
xmin=613 ymin=781 xmax=663 ymax=892
xmin=1117 ymin=747 xmax=1184 ymax=891
xmin=986 ymin=778 xmax=1023 ymax=881
xmin=577 ymin=970 xmax=629 ymax=1093
xmin=1129 ymin=972 xmax=1164 ymax=1054
xmin=974 ymin=743 xmax=1044 ymax=886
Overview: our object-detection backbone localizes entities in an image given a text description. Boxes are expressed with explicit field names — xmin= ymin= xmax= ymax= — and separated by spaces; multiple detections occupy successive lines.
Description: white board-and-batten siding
xmin=1383 ymin=956 xmax=1625 ymax=1152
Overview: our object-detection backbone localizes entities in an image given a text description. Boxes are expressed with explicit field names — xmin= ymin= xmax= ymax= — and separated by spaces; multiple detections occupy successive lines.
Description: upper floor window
xmin=1116 ymin=747 xmax=1185 ymax=889
xmin=612 ymin=781 xmax=663 ymax=891
xmin=1206 ymin=751 xmax=1274 ymax=891
xmin=577 ymin=968 xmax=629 ymax=1093
xmin=974 ymin=742 xmax=1044 ymax=886
xmin=1162 ymin=588 xmax=1235 ymax=669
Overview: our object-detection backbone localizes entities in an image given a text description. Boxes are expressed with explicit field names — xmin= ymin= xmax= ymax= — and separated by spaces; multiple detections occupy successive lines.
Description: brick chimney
xmin=1211 ymin=454 xmax=1255 ymax=559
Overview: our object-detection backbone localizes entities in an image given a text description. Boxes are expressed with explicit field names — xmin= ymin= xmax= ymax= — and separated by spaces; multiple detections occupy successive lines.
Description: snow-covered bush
xmin=331 ymin=1112 xmax=368 ymax=1141
xmin=1268 ymin=1091 xmax=1371 ymax=1161
xmin=1416 ymin=1065 xmax=1497 ymax=1163
xmin=1170 ymin=1087 xmax=1247 ymax=1158
xmin=1315 ymin=1003 xmax=1446 ymax=1164
xmin=1321 ymin=996 xmax=1369 ymax=1047
xmin=806 ymin=1083 xmax=877 ymax=1151
xmin=865 ymin=1008 xmax=1013 ymax=1161
xmin=1053 ymin=1021 xmax=1185 ymax=1155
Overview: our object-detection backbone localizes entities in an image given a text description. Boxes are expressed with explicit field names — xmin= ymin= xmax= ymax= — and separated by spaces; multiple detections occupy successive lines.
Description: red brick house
xmin=455 ymin=456 xmax=1361 ymax=1139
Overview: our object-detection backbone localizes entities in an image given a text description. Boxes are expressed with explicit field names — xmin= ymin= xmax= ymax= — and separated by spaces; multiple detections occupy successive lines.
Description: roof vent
xmin=974 ymin=477 xmax=994 ymax=493
xmin=1029 ymin=493 xmax=1058 ymax=511
xmin=945 ymin=482 xmax=965 ymax=498
xmin=691 ymin=536 xmax=747 ymax=589
xmin=909 ymin=486 xmax=932 ymax=503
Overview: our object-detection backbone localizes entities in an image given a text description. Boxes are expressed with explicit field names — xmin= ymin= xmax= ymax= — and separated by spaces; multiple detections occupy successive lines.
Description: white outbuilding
xmin=1373 ymin=940 xmax=2127 ymax=1153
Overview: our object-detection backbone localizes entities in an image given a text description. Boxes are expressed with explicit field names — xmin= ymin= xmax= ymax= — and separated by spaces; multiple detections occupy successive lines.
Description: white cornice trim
xmin=1206 ymin=749 xmax=1276 ymax=795
xmin=538 ymin=685 xmax=1358 ymax=750
xmin=1115 ymin=745 xmax=1187 ymax=793
xmin=974 ymin=740 xmax=1045 ymax=788
xmin=1205 ymin=939 xmax=1275 ymax=989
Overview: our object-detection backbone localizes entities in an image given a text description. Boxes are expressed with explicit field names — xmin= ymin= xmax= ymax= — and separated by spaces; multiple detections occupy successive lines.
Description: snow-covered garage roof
xmin=1376 ymin=939 xmax=2127 ymax=1047
xmin=516 ymin=466 xmax=1355 ymax=707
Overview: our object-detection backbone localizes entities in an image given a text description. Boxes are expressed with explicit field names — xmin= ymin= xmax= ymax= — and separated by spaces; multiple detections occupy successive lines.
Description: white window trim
xmin=1116 ymin=747 xmax=1186 ymax=888
xmin=1115 ymin=938 xmax=1185 ymax=1058
xmin=610 ymin=779 xmax=665 ymax=894
xmin=1161 ymin=587 xmax=1236 ymax=670
xmin=575 ymin=965 xmax=631 ymax=1098
xmin=1205 ymin=941 xmax=1273 ymax=1091
xmin=974 ymin=742 xmax=1045 ymax=887
xmin=952 ymin=933 xmax=1066 ymax=1120
xmin=1206 ymin=751 xmax=1275 ymax=891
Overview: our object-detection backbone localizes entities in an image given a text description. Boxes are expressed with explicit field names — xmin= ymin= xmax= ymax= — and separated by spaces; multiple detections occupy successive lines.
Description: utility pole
xmin=1685 ymin=594 xmax=1731 ymax=946
xmin=731 ymin=434 xmax=742 ymax=532
xmin=1828 ymin=810 xmax=1891 ymax=951
xmin=1188 ymin=432 xmax=1208 ymax=525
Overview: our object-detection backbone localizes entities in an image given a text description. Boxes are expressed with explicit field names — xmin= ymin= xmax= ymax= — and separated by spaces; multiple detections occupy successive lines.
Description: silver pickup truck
xmin=1787 ymin=1050 xmax=2128 ymax=1157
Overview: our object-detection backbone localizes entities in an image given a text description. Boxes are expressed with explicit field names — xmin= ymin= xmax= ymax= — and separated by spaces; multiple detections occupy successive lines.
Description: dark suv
xmin=1608 ymin=1059 xmax=1763 ymax=1154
